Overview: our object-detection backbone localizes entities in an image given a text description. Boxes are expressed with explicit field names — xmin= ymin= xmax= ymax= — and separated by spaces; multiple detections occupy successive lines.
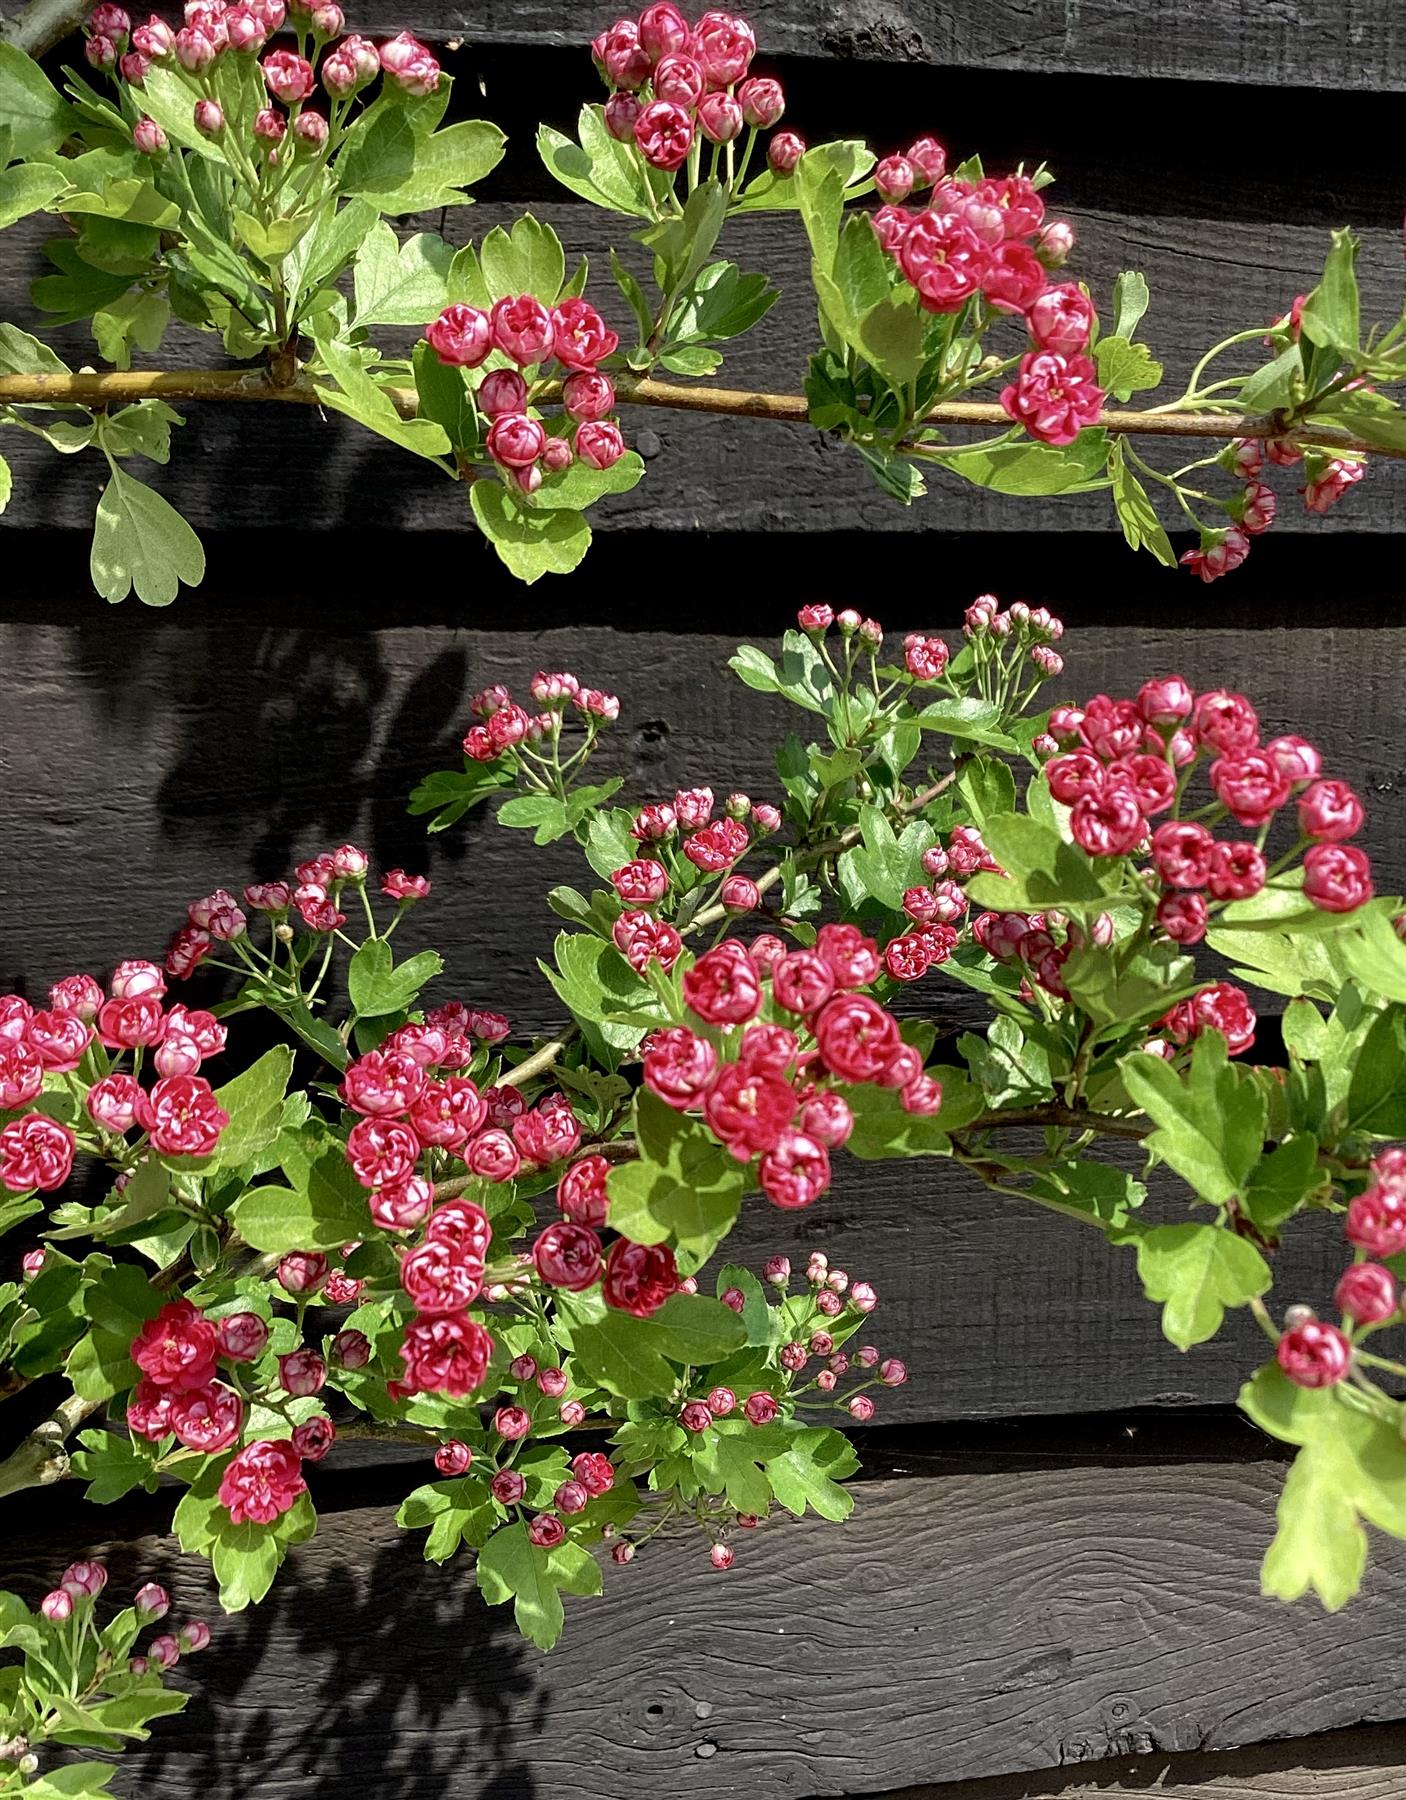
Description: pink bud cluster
xmin=1275 ymin=1148 xmax=1406 ymax=1388
xmin=1183 ymin=433 xmax=1368 ymax=583
xmin=867 ymin=147 xmax=1100 ymax=445
xmin=339 ymin=1041 xmax=579 ymax=1228
xmin=35 ymin=1561 xmax=212 ymax=1680
xmin=166 ymin=848 xmax=432 ymax=974
xmin=591 ymin=6 xmax=799 ymax=174
xmin=1039 ymin=678 xmax=1374 ymax=942
xmin=87 ymin=1 xmax=440 ymax=161
xmin=424 ymin=297 xmax=627 ymax=492
xmin=0 ymin=963 xmax=231 ymax=1195
xmin=462 ymin=672 xmax=620 ymax=761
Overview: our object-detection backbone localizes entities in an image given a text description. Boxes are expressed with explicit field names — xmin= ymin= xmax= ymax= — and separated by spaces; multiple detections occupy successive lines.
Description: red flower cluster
xmin=592 ymin=6 xmax=800 ymax=174
xmin=867 ymin=148 xmax=1101 ymax=445
xmin=391 ymin=1199 xmax=496 ymax=1398
xmin=640 ymin=930 xmax=943 ymax=1210
xmin=1181 ymin=306 xmax=1369 ymax=583
xmin=0 ymin=961 xmax=231 ymax=1194
xmin=127 ymin=1298 xmax=264 ymax=1464
xmin=424 ymin=296 xmax=627 ymax=491
xmin=1041 ymin=678 xmax=1374 ymax=927
xmin=340 ymin=1017 xmax=582 ymax=1226
xmin=462 ymin=671 xmax=620 ymax=762
xmin=87 ymin=2 xmax=440 ymax=161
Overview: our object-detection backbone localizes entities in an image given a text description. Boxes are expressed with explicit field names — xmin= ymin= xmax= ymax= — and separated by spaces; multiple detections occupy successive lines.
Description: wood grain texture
xmin=320 ymin=0 xmax=1406 ymax=93
xmin=9 ymin=1456 xmax=1406 ymax=1797
xmin=4 ymin=195 xmax=1404 ymax=538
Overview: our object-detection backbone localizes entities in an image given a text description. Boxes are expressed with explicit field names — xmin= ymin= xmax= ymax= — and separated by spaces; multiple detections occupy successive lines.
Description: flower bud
xmin=132 ymin=114 xmax=166 ymax=154
xmin=710 ymin=1542 xmax=735 ymax=1570
xmin=85 ymin=32 xmax=118 ymax=67
xmin=555 ymin=1479 xmax=589 ymax=1514
xmin=278 ymin=1349 xmax=326 ymax=1396
xmin=611 ymin=1539 xmax=635 ymax=1564
xmin=148 ymin=1634 xmax=180 ymax=1669
xmin=254 ymin=106 xmax=286 ymax=144
xmin=278 ymin=1250 xmax=328 ymax=1295
xmin=435 ymin=1439 xmax=473 ymax=1477
xmin=61 ymin=1561 xmax=108 ymax=1599
xmin=738 ymin=74 xmax=784 ymax=127
xmin=559 ymin=1399 xmax=586 ymax=1426
xmin=331 ymin=1327 xmax=371 ymax=1369
xmin=194 ymin=97 xmax=224 ymax=137
xmin=490 ymin=1469 xmax=525 ymax=1504
xmin=134 ymin=1582 xmax=170 ymax=1620
xmin=698 ymin=91 xmax=743 ymax=143
xmin=293 ymin=109 xmax=328 ymax=148
xmin=767 ymin=130 xmax=805 ymax=174
xmin=41 ymin=1590 xmax=74 ymax=1622
xmin=874 ymin=154 xmax=914 ymax=203
xmin=178 ymin=1619 xmax=211 ymax=1653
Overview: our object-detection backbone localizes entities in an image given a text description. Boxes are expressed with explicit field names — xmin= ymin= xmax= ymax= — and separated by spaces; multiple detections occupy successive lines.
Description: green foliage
xmin=476 ymin=1521 xmax=602 ymax=1651
xmin=89 ymin=464 xmax=204 ymax=607
xmin=1240 ymin=1363 xmax=1406 ymax=1611
xmin=1121 ymin=1032 xmax=1266 ymax=1206
xmin=1126 ymin=1222 xmax=1272 ymax=1350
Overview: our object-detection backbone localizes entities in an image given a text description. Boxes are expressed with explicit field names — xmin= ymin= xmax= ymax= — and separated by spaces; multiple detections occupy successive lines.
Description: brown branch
xmin=0 ymin=368 xmax=1395 ymax=458
xmin=0 ymin=1390 xmax=100 ymax=1500
xmin=965 ymin=1104 xmax=1151 ymax=1141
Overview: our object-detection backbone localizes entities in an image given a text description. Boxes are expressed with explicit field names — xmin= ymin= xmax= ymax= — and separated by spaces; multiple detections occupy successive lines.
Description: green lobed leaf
xmin=840 ymin=1068 xmax=984 ymax=1158
xmin=1300 ymin=228 xmax=1360 ymax=358
xmin=210 ymin=1045 xmax=294 ymax=1168
xmin=351 ymin=221 xmax=454 ymax=326
xmin=90 ymin=466 xmax=205 ymax=607
xmin=470 ymin=481 xmax=591 ymax=583
xmin=1346 ymin=1005 xmax=1406 ymax=1137
xmin=1094 ymin=335 xmax=1163 ymax=402
xmin=1240 ymin=1361 xmax=1406 ymax=1611
xmin=479 ymin=212 xmax=566 ymax=304
xmin=1111 ymin=270 xmax=1150 ymax=339
xmin=765 ymin=1425 xmax=860 ymax=1521
xmin=966 ymin=812 xmax=1110 ymax=913
xmin=1108 ymin=438 xmax=1176 ymax=567
xmin=231 ymin=1149 xmax=369 ymax=1253
xmin=1127 ymin=1222 xmax=1271 ymax=1350
xmin=347 ymin=939 xmax=444 ymax=1019
xmin=1121 ymin=1031 xmax=1266 ymax=1206
xmin=537 ymin=106 xmax=654 ymax=217
xmin=1241 ymin=1134 xmax=1321 ymax=1234
xmin=476 ymin=1520 xmax=601 ymax=1651
xmin=606 ymin=1091 xmax=748 ymax=1269
xmin=312 ymin=331 xmax=451 ymax=462
xmin=0 ymin=42 xmax=75 ymax=154
xmin=938 ymin=430 xmax=1110 ymax=496
xmin=407 ymin=762 xmax=516 ymax=833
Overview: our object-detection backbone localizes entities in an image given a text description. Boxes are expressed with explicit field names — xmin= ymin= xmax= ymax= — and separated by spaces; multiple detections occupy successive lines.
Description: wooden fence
xmin=4 ymin=3 xmax=1406 ymax=1795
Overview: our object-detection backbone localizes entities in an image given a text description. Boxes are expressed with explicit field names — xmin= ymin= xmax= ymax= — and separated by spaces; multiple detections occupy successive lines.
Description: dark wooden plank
xmin=872 ymin=1723 xmax=1406 ymax=1798
xmin=4 ymin=203 xmax=1404 ymax=539
xmin=325 ymin=0 xmax=1406 ymax=94
xmin=10 ymin=1455 xmax=1406 ymax=1797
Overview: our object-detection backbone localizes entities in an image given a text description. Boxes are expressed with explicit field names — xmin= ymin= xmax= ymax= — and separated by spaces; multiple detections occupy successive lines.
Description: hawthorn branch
xmin=0 ymin=1390 xmax=100 ymax=1501
xmin=964 ymin=1104 xmax=1152 ymax=1142
xmin=0 ymin=368 xmax=1396 ymax=458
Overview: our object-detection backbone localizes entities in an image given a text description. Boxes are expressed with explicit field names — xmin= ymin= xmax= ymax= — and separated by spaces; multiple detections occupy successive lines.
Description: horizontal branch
xmin=0 ymin=368 xmax=1395 ymax=458
xmin=966 ymin=1104 xmax=1152 ymax=1141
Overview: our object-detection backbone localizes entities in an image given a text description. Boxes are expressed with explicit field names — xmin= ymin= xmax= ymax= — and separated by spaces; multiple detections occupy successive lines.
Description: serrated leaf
xmin=1121 ymin=1030 xmax=1266 ymax=1205
xmin=476 ymin=1520 xmax=600 ymax=1650
xmin=939 ymin=430 xmax=1110 ymax=496
xmin=1128 ymin=1222 xmax=1271 ymax=1350
xmin=1108 ymin=438 xmax=1175 ymax=567
xmin=470 ymin=481 xmax=590 ymax=583
xmin=1240 ymin=1361 xmax=1406 ymax=1611
xmin=1300 ymin=228 xmax=1360 ymax=358
xmin=537 ymin=106 xmax=653 ymax=217
xmin=352 ymin=221 xmax=454 ymax=326
xmin=1094 ymin=334 xmax=1162 ymax=402
xmin=1112 ymin=270 xmax=1149 ymax=339
xmin=480 ymin=212 xmax=566 ymax=304
xmin=347 ymin=939 xmax=444 ymax=1018
xmin=765 ymin=1425 xmax=859 ymax=1521
xmin=231 ymin=1150 xmax=369 ymax=1253
xmin=312 ymin=331 xmax=450 ymax=462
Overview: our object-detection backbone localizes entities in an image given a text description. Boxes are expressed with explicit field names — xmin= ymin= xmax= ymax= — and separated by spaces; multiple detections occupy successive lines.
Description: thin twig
xmin=0 ymin=369 xmax=1395 ymax=457
xmin=965 ymin=1104 xmax=1152 ymax=1142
